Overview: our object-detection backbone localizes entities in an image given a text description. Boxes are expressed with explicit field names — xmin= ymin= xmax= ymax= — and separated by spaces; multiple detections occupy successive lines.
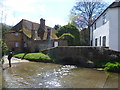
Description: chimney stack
xmin=38 ymin=18 xmax=46 ymax=39
xmin=40 ymin=18 xmax=45 ymax=31
xmin=47 ymin=28 xmax=52 ymax=40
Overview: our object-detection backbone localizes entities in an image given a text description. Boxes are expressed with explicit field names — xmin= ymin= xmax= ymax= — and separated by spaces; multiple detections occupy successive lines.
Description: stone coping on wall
xmin=49 ymin=46 xmax=120 ymax=52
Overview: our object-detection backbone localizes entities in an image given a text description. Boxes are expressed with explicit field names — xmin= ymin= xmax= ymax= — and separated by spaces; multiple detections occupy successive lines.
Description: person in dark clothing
xmin=8 ymin=51 xmax=13 ymax=67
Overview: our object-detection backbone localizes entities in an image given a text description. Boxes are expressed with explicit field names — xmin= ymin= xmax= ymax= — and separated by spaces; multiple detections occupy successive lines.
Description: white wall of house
xmin=92 ymin=9 xmax=109 ymax=47
xmin=119 ymin=7 xmax=120 ymax=51
xmin=93 ymin=22 xmax=109 ymax=47
xmin=90 ymin=7 xmax=120 ymax=51
xmin=109 ymin=8 xmax=119 ymax=51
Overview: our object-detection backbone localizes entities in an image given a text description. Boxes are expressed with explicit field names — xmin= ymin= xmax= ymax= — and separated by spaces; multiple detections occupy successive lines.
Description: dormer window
xmin=47 ymin=28 xmax=51 ymax=40
xmin=103 ymin=13 xmax=107 ymax=24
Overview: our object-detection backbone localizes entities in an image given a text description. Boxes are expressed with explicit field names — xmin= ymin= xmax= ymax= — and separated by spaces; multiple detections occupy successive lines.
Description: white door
xmin=54 ymin=41 xmax=58 ymax=47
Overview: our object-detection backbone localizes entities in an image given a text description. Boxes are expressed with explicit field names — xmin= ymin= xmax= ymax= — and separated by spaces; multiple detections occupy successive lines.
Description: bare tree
xmin=71 ymin=0 xmax=108 ymax=28
xmin=70 ymin=0 xmax=108 ymax=45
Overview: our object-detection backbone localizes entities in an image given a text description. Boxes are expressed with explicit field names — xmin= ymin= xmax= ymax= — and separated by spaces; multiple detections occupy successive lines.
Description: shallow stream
xmin=2 ymin=61 xmax=119 ymax=88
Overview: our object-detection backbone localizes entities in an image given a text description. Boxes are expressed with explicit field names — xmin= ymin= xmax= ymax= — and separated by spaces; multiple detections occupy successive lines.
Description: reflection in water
xmin=3 ymin=62 xmax=119 ymax=88
xmin=35 ymin=65 xmax=77 ymax=88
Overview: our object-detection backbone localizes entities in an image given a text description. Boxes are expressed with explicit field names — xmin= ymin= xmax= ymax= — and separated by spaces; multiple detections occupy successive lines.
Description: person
xmin=8 ymin=51 xmax=13 ymax=67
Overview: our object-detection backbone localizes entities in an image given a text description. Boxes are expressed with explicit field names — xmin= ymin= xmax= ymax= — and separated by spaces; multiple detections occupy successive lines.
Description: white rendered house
xmin=90 ymin=1 xmax=120 ymax=51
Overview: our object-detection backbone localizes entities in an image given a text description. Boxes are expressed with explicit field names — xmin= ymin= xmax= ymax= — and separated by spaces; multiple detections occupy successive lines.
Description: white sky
xmin=0 ymin=0 xmax=115 ymax=27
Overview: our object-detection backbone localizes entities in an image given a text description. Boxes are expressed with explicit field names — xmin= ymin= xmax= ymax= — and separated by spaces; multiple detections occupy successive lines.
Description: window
xmin=24 ymin=42 xmax=27 ymax=47
xmin=95 ymin=38 xmax=97 ymax=46
xmin=103 ymin=13 xmax=107 ymax=24
xmin=15 ymin=42 xmax=19 ymax=47
xmin=94 ymin=23 xmax=96 ymax=30
xmin=15 ymin=33 xmax=19 ymax=36
xmin=54 ymin=41 xmax=58 ymax=47
xmin=102 ymin=36 xmax=106 ymax=46
xmin=99 ymin=36 xmax=101 ymax=46
xmin=92 ymin=26 xmax=93 ymax=31
xmin=90 ymin=40 xmax=93 ymax=46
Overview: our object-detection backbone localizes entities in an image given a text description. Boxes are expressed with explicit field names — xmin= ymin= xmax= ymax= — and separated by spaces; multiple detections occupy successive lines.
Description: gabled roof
xmin=10 ymin=19 xmax=58 ymax=40
xmin=109 ymin=1 xmax=120 ymax=8
xmin=11 ymin=19 xmax=39 ymax=31
xmin=91 ymin=1 xmax=120 ymax=26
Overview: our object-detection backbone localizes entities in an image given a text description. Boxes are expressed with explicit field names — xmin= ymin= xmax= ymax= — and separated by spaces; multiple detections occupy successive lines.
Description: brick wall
xmin=49 ymin=46 xmax=120 ymax=67
xmin=5 ymin=32 xmax=23 ymax=52
xmin=5 ymin=32 xmax=68 ymax=53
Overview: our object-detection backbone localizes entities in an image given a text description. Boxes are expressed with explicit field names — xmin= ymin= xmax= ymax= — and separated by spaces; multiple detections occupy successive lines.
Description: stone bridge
xmin=48 ymin=46 xmax=120 ymax=67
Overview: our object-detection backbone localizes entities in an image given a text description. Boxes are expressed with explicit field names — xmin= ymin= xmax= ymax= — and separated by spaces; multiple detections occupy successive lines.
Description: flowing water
xmin=1 ymin=60 xmax=119 ymax=88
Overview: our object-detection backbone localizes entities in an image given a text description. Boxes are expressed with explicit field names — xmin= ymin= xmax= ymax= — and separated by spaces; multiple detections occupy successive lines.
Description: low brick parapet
xmin=48 ymin=46 xmax=120 ymax=67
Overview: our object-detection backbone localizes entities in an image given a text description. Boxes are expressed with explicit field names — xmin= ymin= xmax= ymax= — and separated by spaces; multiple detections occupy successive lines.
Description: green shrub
xmin=104 ymin=62 xmax=120 ymax=72
xmin=0 ymin=40 xmax=9 ymax=56
xmin=14 ymin=53 xmax=25 ymax=58
xmin=14 ymin=53 xmax=51 ymax=60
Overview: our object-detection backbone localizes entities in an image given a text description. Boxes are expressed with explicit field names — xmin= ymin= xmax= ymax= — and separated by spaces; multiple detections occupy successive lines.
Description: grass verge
xmin=13 ymin=53 xmax=52 ymax=62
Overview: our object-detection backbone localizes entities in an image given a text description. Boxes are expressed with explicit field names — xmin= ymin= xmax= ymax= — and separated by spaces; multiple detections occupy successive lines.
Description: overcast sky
xmin=0 ymin=0 xmax=115 ymax=27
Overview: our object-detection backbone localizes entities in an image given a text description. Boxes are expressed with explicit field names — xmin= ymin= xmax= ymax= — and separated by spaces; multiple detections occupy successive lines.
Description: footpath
xmin=0 ymin=56 xmax=29 ymax=89
xmin=2 ymin=56 xmax=29 ymax=65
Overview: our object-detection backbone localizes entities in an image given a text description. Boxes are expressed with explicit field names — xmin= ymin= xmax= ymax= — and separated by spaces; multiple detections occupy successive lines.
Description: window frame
xmin=103 ymin=13 xmax=107 ymax=25
xmin=99 ymin=36 xmax=101 ymax=46
xmin=94 ymin=23 xmax=96 ymax=30
xmin=54 ymin=41 xmax=59 ymax=47
xmin=15 ymin=32 xmax=19 ymax=36
xmin=24 ymin=42 xmax=27 ymax=47
xmin=95 ymin=38 xmax=98 ymax=46
xmin=15 ymin=42 xmax=19 ymax=47
xmin=90 ymin=40 xmax=93 ymax=46
xmin=102 ymin=36 xmax=106 ymax=46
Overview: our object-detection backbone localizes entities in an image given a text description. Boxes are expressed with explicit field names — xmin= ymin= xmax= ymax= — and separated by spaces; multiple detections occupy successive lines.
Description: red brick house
xmin=5 ymin=18 xmax=67 ymax=52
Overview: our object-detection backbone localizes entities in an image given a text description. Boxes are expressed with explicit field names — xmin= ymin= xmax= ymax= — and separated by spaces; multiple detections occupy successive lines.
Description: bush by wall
xmin=14 ymin=53 xmax=52 ymax=62
xmin=0 ymin=40 xmax=9 ymax=56
xmin=104 ymin=62 xmax=120 ymax=73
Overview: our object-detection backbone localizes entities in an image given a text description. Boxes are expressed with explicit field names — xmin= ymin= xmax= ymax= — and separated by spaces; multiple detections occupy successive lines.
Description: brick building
xmin=5 ymin=18 xmax=67 ymax=52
